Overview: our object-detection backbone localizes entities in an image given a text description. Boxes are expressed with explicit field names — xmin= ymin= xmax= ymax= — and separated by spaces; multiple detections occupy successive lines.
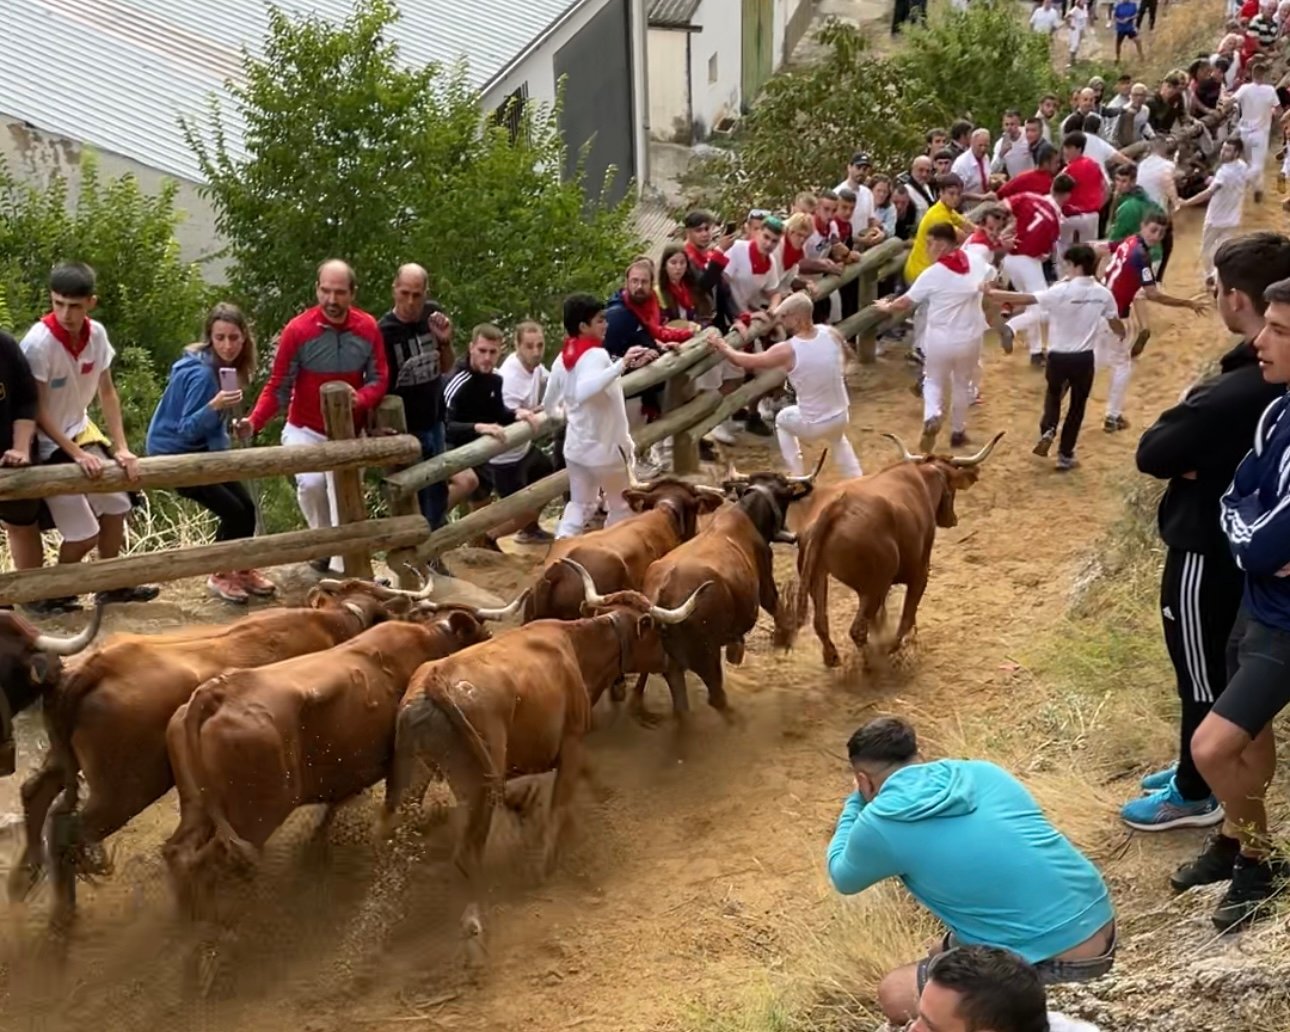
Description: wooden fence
xmin=0 ymin=238 xmax=910 ymax=602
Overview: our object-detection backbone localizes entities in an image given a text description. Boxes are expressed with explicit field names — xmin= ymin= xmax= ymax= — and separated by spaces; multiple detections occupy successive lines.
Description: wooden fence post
xmin=322 ymin=382 xmax=374 ymax=579
xmin=664 ymin=369 xmax=699 ymax=475
xmin=374 ymin=395 xmax=427 ymax=589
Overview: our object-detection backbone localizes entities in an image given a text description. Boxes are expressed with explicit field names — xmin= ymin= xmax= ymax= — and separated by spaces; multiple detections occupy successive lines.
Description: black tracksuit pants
xmin=1161 ymin=546 xmax=1245 ymax=800
xmin=1041 ymin=351 xmax=1095 ymax=458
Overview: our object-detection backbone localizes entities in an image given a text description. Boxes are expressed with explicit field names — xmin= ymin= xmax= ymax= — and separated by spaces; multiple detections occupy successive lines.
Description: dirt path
xmin=0 ymin=190 xmax=1274 ymax=1032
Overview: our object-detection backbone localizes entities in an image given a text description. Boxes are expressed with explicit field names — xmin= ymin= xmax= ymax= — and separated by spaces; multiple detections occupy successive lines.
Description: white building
xmin=646 ymin=0 xmax=811 ymax=144
xmin=0 ymin=0 xmax=649 ymax=273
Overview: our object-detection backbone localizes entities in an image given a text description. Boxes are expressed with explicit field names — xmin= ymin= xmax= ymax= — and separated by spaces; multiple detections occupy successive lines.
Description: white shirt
xmin=725 ymin=239 xmax=785 ymax=312
xmin=950 ymin=149 xmax=992 ymax=195
xmin=904 ymin=255 xmax=991 ymax=347
xmin=1048 ymin=1014 xmax=1101 ymax=1032
xmin=906 ymin=178 xmax=935 ymax=219
xmin=492 ymin=352 xmax=548 ymax=465
xmin=1080 ymin=133 xmax=1118 ymax=180
xmin=1235 ymin=82 xmax=1281 ymax=136
xmin=784 ymin=325 xmax=849 ymax=423
xmin=1033 ymin=276 xmax=1119 ymax=352
xmin=805 ymin=220 xmax=843 ymax=262
xmin=1031 ymin=5 xmax=1062 ymax=32
xmin=1213 ymin=51 xmax=1241 ymax=90
xmin=1067 ymin=4 xmax=1088 ymax=43
xmin=1205 ymin=158 xmax=1251 ymax=228
xmin=992 ymin=133 xmax=1035 ymax=178
xmin=541 ymin=347 xmax=630 ymax=470
xmin=836 ymin=179 xmax=877 ymax=236
xmin=1136 ymin=154 xmax=1176 ymax=209
xmin=20 ymin=319 xmax=115 ymax=460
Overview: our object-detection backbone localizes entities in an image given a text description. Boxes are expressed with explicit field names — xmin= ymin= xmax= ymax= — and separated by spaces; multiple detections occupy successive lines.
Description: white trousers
xmin=924 ymin=338 xmax=981 ymax=433
xmin=1096 ymin=328 xmax=1133 ymax=418
xmin=774 ymin=407 xmax=863 ymax=478
xmin=911 ymin=303 xmax=929 ymax=356
xmin=1241 ymin=129 xmax=1268 ymax=193
xmin=1001 ymin=254 xmax=1050 ymax=354
xmin=282 ymin=422 xmax=342 ymax=571
xmin=556 ymin=461 xmax=632 ymax=539
xmin=46 ymin=489 xmax=132 ymax=546
xmin=1059 ymin=211 xmax=1100 ymax=254
xmin=1200 ymin=223 xmax=1237 ymax=279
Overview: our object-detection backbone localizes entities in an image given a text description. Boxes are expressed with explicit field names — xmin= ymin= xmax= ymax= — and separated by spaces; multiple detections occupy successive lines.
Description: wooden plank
xmin=0 ymin=517 xmax=429 ymax=606
xmin=322 ymin=383 xmax=373 ymax=580
xmin=0 ymin=436 xmax=421 ymax=502
xmin=373 ymin=396 xmax=425 ymax=589
xmin=685 ymin=370 xmax=788 ymax=445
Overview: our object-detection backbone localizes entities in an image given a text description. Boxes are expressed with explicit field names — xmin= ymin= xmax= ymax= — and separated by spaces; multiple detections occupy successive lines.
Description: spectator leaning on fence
xmin=0 ymin=327 xmax=39 ymax=590
xmin=146 ymin=302 xmax=275 ymax=605
xmin=443 ymin=323 xmax=547 ymax=550
xmin=238 ymin=259 xmax=388 ymax=574
xmin=14 ymin=262 xmax=158 ymax=615
xmin=377 ymin=262 xmax=457 ymax=532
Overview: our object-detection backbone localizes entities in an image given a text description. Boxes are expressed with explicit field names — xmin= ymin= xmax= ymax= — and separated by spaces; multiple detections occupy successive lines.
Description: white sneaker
xmin=634 ymin=458 xmax=663 ymax=481
xmin=648 ymin=441 xmax=673 ymax=472
xmin=711 ymin=421 xmax=739 ymax=445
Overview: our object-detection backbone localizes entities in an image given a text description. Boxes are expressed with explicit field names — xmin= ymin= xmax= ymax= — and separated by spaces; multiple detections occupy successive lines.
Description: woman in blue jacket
xmin=147 ymin=303 xmax=274 ymax=603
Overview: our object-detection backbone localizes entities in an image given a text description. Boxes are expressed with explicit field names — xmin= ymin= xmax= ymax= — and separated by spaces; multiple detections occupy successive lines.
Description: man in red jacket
xmin=1058 ymin=132 xmax=1108 ymax=254
xmin=239 ymin=259 xmax=388 ymax=568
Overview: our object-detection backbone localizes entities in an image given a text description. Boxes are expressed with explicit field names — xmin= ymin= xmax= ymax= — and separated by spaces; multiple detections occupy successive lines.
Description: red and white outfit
xmin=903 ymin=250 xmax=993 ymax=435
xmin=1059 ymin=155 xmax=1106 ymax=252
xmin=1234 ymin=81 xmax=1280 ymax=192
xmin=806 ymin=216 xmax=845 ymax=321
xmin=20 ymin=315 xmax=132 ymax=544
xmin=1002 ymin=192 xmax=1064 ymax=355
xmin=543 ymin=337 xmax=633 ymax=538
xmin=950 ymin=148 xmax=992 ymax=197
xmin=1099 ymin=234 xmax=1155 ymax=420
xmin=774 ymin=325 xmax=862 ymax=478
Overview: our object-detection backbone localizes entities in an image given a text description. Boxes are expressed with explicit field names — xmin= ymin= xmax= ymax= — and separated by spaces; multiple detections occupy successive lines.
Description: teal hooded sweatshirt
xmin=827 ymin=760 xmax=1113 ymax=963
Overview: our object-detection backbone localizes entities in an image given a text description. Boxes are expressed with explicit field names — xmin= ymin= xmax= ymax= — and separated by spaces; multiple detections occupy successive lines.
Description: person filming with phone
xmin=146 ymin=302 xmax=276 ymax=604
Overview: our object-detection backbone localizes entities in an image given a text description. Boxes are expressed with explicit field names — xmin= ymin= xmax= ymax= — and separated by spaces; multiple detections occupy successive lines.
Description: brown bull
xmin=523 ymin=465 xmax=725 ymax=623
xmin=161 ymin=596 xmax=522 ymax=920
xmin=793 ymin=432 xmax=1004 ymax=667
xmin=11 ymin=576 xmax=438 ymax=926
xmin=382 ymin=559 xmax=707 ymax=950
xmin=0 ymin=605 xmax=106 ymax=776
xmin=631 ymin=459 xmax=820 ymax=724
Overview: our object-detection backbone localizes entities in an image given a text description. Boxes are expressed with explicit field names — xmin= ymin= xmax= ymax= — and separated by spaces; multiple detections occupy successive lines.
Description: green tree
xmin=0 ymin=153 xmax=211 ymax=447
xmin=183 ymin=0 xmax=643 ymax=346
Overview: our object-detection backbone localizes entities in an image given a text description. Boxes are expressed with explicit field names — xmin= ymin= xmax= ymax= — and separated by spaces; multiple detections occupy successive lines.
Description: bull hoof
xmin=715 ymin=705 xmax=746 ymax=730
xmin=609 ymin=678 xmax=627 ymax=704
xmin=725 ymin=641 xmax=745 ymax=665
xmin=821 ymin=645 xmax=841 ymax=668
xmin=72 ymin=842 xmax=112 ymax=879
xmin=631 ymin=705 xmax=662 ymax=730
xmin=7 ymin=860 xmax=42 ymax=903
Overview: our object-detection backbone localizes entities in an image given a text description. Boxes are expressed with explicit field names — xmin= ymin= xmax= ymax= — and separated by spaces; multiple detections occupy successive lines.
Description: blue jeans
xmin=414 ymin=425 xmax=449 ymax=530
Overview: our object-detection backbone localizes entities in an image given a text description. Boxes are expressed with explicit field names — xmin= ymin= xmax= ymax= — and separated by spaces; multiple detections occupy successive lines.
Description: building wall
xmin=772 ymin=0 xmax=809 ymax=71
xmin=1 ymin=115 xmax=228 ymax=280
xmin=688 ymin=0 xmax=743 ymax=138
xmin=647 ymin=28 xmax=690 ymax=143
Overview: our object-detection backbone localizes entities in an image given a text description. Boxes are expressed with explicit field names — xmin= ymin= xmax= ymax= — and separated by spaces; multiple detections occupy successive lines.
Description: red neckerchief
xmin=684 ymin=241 xmax=711 ymax=266
xmin=814 ymin=215 xmax=833 ymax=236
xmin=622 ymin=289 xmax=664 ymax=332
xmin=780 ymin=239 xmax=805 ymax=270
xmin=937 ymin=250 xmax=971 ymax=274
xmin=748 ymin=243 xmax=773 ymax=275
xmin=664 ymin=277 xmax=694 ymax=314
xmin=561 ymin=335 xmax=603 ymax=371
xmin=967 ymin=227 xmax=998 ymax=249
xmin=41 ymin=312 xmax=92 ymax=359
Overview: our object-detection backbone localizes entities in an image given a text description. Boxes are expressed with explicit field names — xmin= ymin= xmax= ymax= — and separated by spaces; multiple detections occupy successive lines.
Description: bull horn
xmin=787 ymin=449 xmax=828 ymax=484
xmin=725 ymin=461 xmax=749 ymax=484
xmin=619 ymin=445 xmax=648 ymax=490
xmin=950 ymin=431 xmax=1006 ymax=468
xmin=773 ymin=529 xmax=798 ymax=545
xmin=32 ymin=601 xmax=104 ymax=657
xmin=693 ymin=484 xmax=727 ymax=498
xmin=880 ymin=432 xmax=925 ymax=464
xmin=648 ymin=581 xmax=712 ymax=625
xmin=559 ymin=557 xmax=609 ymax=609
xmin=470 ymin=590 xmax=530 ymax=622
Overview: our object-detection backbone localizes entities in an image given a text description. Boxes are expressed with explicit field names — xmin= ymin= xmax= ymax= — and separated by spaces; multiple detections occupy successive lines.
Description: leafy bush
xmin=183 ymin=0 xmax=644 ymax=349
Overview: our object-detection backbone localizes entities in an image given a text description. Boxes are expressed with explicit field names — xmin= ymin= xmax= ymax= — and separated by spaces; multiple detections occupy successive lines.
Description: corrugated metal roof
xmin=647 ymin=0 xmax=699 ymax=26
xmin=1 ymin=0 xmax=582 ymax=183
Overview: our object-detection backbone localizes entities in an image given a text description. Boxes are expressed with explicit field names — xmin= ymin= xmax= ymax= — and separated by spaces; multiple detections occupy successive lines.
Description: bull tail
xmin=794 ymin=500 xmax=840 ymax=639
xmin=43 ymin=661 xmax=97 ymax=790
xmin=182 ymin=685 xmax=257 ymax=878
xmin=394 ymin=679 xmax=501 ymax=808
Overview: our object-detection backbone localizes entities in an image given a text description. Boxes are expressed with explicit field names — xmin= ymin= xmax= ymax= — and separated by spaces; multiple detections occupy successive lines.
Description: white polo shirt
xmin=725 ymin=239 xmax=785 ymax=312
xmin=492 ymin=352 xmax=548 ymax=465
xmin=20 ymin=318 xmax=115 ymax=459
xmin=1033 ymin=276 xmax=1118 ymax=353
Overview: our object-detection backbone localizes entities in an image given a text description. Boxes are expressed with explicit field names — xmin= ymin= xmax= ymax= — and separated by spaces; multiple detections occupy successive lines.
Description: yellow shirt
xmin=904 ymin=201 xmax=969 ymax=282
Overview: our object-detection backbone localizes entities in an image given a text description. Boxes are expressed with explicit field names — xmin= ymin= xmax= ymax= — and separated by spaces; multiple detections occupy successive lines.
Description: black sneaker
xmin=950 ymin=431 xmax=970 ymax=448
xmin=1212 ymin=854 xmax=1282 ymax=932
xmin=1033 ymin=430 xmax=1055 ymax=457
xmin=309 ymin=558 xmax=332 ymax=573
xmin=699 ymin=439 xmax=719 ymax=462
xmin=1171 ymin=832 xmax=1239 ymax=893
xmin=1130 ymin=329 xmax=1152 ymax=358
xmin=23 ymin=597 xmax=83 ymax=616
xmin=93 ymin=585 xmax=160 ymax=605
xmin=998 ymin=323 xmax=1015 ymax=355
xmin=1030 ymin=353 xmax=1046 ymax=368
xmin=743 ymin=413 xmax=773 ymax=437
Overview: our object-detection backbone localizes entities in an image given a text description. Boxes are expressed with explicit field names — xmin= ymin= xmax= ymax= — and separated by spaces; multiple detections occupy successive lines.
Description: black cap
xmin=850 ymin=151 xmax=872 ymax=166
xmin=683 ymin=209 xmax=716 ymax=230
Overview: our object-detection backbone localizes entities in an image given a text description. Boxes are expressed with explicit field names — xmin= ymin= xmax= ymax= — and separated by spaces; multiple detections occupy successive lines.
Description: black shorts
xmin=1116 ymin=27 xmax=1137 ymax=39
xmin=0 ymin=499 xmax=39 ymax=527
xmin=1212 ymin=608 xmax=1290 ymax=738
xmin=472 ymin=447 xmax=554 ymax=501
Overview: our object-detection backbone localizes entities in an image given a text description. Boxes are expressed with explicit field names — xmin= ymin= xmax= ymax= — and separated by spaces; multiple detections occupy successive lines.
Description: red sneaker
xmin=236 ymin=569 xmax=277 ymax=597
xmin=208 ymin=573 xmax=249 ymax=604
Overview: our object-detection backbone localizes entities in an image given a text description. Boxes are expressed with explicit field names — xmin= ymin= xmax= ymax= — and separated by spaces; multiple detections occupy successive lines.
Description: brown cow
xmin=0 ymin=604 xmax=106 ymax=776
xmin=523 ymin=462 xmax=725 ymax=623
xmin=11 ymin=577 xmax=437 ymax=926
xmin=382 ymin=559 xmax=707 ymax=950
xmin=161 ymin=595 xmax=523 ymax=920
xmin=792 ymin=432 xmax=1004 ymax=667
xmin=631 ymin=458 xmax=820 ymax=724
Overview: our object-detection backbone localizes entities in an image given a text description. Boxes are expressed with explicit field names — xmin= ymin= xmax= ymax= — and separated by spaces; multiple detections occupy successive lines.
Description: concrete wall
xmin=689 ymin=0 xmax=743 ymax=138
xmin=772 ymin=0 xmax=809 ymax=70
xmin=647 ymin=28 xmax=690 ymax=143
xmin=2 ymin=115 xmax=228 ymax=281
xmin=485 ymin=0 xmax=617 ymax=113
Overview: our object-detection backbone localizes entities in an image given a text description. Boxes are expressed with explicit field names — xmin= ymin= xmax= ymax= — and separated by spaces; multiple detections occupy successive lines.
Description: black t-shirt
xmin=377 ymin=303 xmax=452 ymax=433
xmin=0 ymin=330 xmax=37 ymax=456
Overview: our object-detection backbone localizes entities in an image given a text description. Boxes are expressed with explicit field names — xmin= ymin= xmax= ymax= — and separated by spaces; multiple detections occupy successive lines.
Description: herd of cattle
xmin=0 ymin=430 xmax=1003 ymax=955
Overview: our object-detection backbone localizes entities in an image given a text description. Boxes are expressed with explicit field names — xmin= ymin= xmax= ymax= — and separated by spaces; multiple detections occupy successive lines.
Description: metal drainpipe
xmin=685 ymin=29 xmax=694 ymax=144
xmin=629 ymin=0 xmax=650 ymax=193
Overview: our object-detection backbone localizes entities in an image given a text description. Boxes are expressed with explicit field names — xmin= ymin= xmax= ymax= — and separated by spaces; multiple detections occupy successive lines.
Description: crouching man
xmin=827 ymin=717 xmax=1116 ymax=1027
